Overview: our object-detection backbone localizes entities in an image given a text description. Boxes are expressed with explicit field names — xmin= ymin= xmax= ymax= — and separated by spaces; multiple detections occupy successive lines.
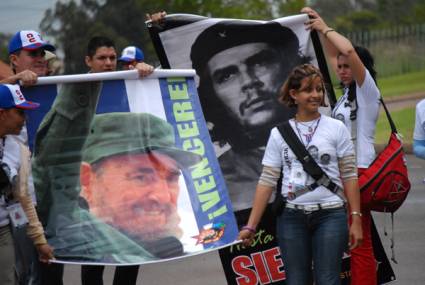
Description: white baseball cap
xmin=118 ymin=46 xmax=144 ymax=62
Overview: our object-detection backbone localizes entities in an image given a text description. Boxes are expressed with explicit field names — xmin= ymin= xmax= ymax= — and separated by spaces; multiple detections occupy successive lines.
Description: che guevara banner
xmin=22 ymin=70 xmax=238 ymax=265
xmin=148 ymin=13 xmax=395 ymax=284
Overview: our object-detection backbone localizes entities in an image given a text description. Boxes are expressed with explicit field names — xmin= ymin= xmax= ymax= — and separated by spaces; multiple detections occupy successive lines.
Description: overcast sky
xmin=0 ymin=0 xmax=59 ymax=34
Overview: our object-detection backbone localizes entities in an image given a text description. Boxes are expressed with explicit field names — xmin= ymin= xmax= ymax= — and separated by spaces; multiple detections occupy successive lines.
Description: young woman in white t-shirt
xmin=302 ymin=7 xmax=381 ymax=285
xmin=238 ymin=64 xmax=362 ymax=285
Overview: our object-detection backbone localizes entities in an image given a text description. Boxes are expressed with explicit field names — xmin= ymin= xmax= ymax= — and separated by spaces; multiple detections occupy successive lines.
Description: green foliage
xmin=143 ymin=0 xmax=275 ymax=19
xmin=312 ymin=0 xmax=425 ymax=31
xmin=413 ymin=2 xmax=425 ymax=22
xmin=310 ymin=0 xmax=353 ymax=24
xmin=277 ymin=0 xmax=307 ymax=17
xmin=376 ymin=0 xmax=418 ymax=26
xmin=334 ymin=10 xmax=380 ymax=33
xmin=0 ymin=33 xmax=12 ymax=63
xmin=40 ymin=0 xmax=101 ymax=73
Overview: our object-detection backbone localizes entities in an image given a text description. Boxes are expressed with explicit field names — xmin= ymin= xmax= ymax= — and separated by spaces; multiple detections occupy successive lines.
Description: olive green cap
xmin=82 ymin=112 xmax=201 ymax=167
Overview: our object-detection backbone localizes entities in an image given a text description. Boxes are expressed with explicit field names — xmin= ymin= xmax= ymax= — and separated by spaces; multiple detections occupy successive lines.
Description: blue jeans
xmin=276 ymin=207 xmax=348 ymax=285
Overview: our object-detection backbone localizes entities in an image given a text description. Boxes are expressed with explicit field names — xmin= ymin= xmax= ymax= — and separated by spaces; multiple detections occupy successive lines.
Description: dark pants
xmin=81 ymin=265 xmax=139 ymax=285
xmin=39 ymin=262 xmax=64 ymax=285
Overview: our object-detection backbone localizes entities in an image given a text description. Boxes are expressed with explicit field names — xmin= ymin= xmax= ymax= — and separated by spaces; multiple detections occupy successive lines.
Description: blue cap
xmin=0 ymin=84 xmax=40 ymax=110
xmin=118 ymin=46 xmax=144 ymax=62
xmin=8 ymin=30 xmax=56 ymax=54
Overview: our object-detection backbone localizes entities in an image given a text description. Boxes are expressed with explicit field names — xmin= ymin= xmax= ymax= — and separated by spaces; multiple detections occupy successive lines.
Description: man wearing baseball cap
xmin=0 ymin=30 xmax=56 ymax=285
xmin=0 ymin=84 xmax=40 ymax=110
xmin=0 ymin=84 xmax=53 ymax=285
xmin=0 ymin=84 xmax=39 ymax=138
xmin=118 ymin=46 xmax=145 ymax=70
xmin=1 ymin=30 xmax=55 ymax=86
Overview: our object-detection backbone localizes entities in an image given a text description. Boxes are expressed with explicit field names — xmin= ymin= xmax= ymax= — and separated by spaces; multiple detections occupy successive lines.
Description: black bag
xmin=0 ymin=164 xmax=11 ymax=195
xmin=271 ymin=172 xmax=286 ymax=216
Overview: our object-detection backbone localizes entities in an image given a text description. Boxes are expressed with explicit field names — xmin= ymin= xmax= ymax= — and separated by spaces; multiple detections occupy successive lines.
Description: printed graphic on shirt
xmin=320 ymin=153 xmax=331 ymax=165
xmin=307 ymin=145 xmax=319 ymax=160
xmin=335 ymin=113 xmax=345 ymax=124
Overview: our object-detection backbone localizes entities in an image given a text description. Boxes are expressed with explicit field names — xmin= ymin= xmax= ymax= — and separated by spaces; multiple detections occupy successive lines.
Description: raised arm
xmin=32 ymin=81 xmax=101 ymax=223
xmin=301 ymin=7 xmax=367 ymax=86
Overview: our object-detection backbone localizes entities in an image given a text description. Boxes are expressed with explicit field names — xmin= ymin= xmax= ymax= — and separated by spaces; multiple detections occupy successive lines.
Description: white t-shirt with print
xmin=331 ymin=70 xmax=380 ymax=168
xmin=413 ymin=99 xmax=425 ymax=140
xmin=262 ymin=115 xmax=355 ymax=205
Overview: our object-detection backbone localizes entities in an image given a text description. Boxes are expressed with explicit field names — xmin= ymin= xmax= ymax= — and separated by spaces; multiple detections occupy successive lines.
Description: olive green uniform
xmin=32 ymin=82 xmax=154 ymax=263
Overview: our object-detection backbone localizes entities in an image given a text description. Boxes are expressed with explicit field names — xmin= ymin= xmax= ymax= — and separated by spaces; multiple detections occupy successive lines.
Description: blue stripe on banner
xmin=24 ymin=80 xmax=130 ymax=150
xmin=160 ymin=77 xmax=238 ymax=248
xmin=22 ymin=84 xmax=58 ymax=151
xmin=96 ymin=80 xmax=130 ymax=113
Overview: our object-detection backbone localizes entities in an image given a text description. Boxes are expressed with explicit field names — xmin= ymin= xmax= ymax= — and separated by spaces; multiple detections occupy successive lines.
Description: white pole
xmin=34 ymin=69 xmax=197 ymax=85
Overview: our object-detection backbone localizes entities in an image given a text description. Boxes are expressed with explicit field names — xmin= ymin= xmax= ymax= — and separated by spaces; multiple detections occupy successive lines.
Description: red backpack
xmin=356 ymin=99 xmax=411 ymax=213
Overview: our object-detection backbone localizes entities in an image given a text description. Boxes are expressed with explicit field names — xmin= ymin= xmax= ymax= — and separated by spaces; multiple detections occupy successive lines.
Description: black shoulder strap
xmin=276 ymin=121 xmax=344 ymax=197
xmin=277 ymin=121 xmax=323 ymax=180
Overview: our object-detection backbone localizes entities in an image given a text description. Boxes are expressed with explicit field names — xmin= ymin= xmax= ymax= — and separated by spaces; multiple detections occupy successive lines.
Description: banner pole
xmin=34 ymin=69 xmax=196 ymax=85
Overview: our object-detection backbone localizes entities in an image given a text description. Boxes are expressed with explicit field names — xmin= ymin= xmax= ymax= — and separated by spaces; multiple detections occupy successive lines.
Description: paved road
xmin=373 ymin=155 xmax=425 ymax=285
xmin=60 ymin=154 xmax=425 ymax=285
xmin=385 ymin=92 xmax=424 ymax=112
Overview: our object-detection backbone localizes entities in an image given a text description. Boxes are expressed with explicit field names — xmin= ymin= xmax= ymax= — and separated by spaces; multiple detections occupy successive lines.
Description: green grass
xmin=331 ymin=70 xmax=425 ymax=100
xmin=379 ymin=70 xmax=425 ymax=98
xmin=375 ymin=107 xmax=415 ymax=144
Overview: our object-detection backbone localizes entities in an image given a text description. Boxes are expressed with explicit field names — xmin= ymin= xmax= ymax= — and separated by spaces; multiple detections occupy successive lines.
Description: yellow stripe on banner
xmin=167 ymin=77 xmax=228 ymax=220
